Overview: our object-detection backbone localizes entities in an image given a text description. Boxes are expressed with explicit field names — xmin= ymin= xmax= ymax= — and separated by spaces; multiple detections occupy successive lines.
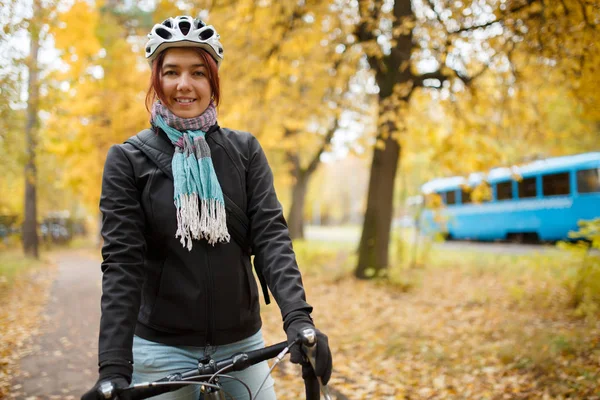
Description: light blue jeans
xmin=132 ymin=329 xmax=277 ymax=400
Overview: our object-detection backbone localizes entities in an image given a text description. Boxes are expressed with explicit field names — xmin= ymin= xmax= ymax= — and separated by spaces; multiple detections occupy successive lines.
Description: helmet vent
xmin=162 ymin=19 xmax=173 ymax=28
xmin=199 ymin=29 xmax=214 ymax=40
xmin=218 ymin=47 xmax=223 ymax=54
xmin=194 ymin=18 xmax=206 ymax=29
xmin=155 ymin=28 xmax=172 ymax=39
xmin=179 ymin=21 xmax=191 ymax=35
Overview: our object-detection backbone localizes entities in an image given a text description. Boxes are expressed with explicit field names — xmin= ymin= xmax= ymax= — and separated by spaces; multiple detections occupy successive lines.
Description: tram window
xmin=461 ymin=189 xmax=472 ymax=204
xmin=496 ymin=181 xmax=513 ymax=200
xmin=445 ymin=190 xmax=457 ymax=205
xmin=577 ymin=168 xmax=600 ymax=193
xmin=518 ymin=177 xmax=537 ymax=198
xmin=542 ymin=172 xmax=571 ymax=196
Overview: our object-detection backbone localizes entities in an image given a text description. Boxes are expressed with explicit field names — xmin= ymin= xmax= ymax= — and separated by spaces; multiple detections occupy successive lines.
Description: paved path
xmin=305 ymin=225 xmax=561 ymax=254
xmin=12 ymin=251 xmax=102 ymax=399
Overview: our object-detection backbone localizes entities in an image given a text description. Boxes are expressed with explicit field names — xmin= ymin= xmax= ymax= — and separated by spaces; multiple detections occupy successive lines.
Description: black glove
xmin=81 ymin=361 xmax=132 ymax=400
xmin=284 ymin=310 xmax=333 ymax=385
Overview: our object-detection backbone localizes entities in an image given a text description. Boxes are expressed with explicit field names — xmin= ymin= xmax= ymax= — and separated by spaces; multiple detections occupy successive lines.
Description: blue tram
xmin=420 ymin=152 xmax=600 ymax=242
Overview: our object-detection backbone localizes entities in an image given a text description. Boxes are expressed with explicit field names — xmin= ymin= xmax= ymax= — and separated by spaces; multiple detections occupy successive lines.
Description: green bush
xmin=558 ymin=219 xmax=600 ymax=319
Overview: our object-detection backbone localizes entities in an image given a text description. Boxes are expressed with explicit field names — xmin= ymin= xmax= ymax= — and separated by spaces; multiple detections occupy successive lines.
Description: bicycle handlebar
xmin=113 ymin=341 xmax=288 ymax=400
xmin=95 ymin=331 xmax=329 ymax=400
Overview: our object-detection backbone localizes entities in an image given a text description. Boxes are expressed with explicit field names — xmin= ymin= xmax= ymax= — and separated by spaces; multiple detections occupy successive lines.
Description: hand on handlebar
xmin=81 ymin=361 xmax=132 ymax=400
xmin=283 ymin=311 xmax=333 ymax=385
xmin=81 ymin=375 xmax=129 ymax=400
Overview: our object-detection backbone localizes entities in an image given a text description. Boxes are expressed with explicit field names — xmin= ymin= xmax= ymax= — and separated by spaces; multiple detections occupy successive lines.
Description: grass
xmin=0 ymin=250 xmax=46 ymax=288
xmin=0 ymin=235 xmax=93 ymax=290
xmin=292 ymin=237 xmax=357 ymax=278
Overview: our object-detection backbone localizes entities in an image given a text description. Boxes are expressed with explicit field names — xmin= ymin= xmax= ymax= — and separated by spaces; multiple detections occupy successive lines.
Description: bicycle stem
xmin=301 ymin=328 xmax=332 ymax=400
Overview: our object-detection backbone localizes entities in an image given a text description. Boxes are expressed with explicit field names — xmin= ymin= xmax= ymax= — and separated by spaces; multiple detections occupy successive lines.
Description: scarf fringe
xmin=176 ymin=194 xmax=231 ymax=250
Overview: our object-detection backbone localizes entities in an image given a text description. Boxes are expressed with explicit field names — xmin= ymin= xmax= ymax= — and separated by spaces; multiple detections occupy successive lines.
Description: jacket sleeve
xmin=246 ymin=135 xmax=313 ymax=320
xmin=98 ymin=145 xmax=146 ymax=366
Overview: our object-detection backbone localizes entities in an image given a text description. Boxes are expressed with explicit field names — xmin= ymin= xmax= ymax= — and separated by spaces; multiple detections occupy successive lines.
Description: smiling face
xmin=159 ymin=48 xmax=213 ymax=118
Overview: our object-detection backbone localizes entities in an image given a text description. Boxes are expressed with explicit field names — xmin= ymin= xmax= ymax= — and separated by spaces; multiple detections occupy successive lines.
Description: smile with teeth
xmin=176 ymin=98 xmax=196 ymax=104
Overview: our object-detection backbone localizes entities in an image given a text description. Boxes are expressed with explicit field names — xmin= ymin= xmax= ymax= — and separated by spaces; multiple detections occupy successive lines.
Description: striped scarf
xmin=151 ymin=101 xmax=230 ymax=250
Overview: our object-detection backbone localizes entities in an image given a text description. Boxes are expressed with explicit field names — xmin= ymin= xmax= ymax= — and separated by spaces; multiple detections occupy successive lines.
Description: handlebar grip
xmin=117 ymin=383 xmax=180 ymax=400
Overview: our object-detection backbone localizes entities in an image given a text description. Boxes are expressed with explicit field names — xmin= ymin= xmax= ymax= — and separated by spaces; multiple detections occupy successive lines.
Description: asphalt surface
xmin=434 ymin=239 xmax=559 ymax=254
xmin=304 ymin=225 xmax=562 ymax=255
xmin=11 ymin=251 xmax=101 ymax=399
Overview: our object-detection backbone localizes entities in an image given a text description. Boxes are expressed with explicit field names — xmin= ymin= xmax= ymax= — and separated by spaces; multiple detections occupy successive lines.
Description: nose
xmin=176 ymin=73 xmax=192 ymax=91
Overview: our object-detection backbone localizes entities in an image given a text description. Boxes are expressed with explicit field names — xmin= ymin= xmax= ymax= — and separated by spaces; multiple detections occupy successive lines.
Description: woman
xmin=82 ymin=15 xmax=332 ymax=400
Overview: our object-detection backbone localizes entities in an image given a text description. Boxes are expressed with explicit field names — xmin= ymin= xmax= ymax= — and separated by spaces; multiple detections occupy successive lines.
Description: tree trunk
xmin=285 ymin=120 xmax=338 ymax=240
xmin=22 ymin=1 xmax=41 ymax=258
xmin=354 ymin=0 xmax=414 ymax=279
xmin=287 ymin=173 xmax=309 ymax=240
xmin=355 ymin=118 xmax=401 ymax=279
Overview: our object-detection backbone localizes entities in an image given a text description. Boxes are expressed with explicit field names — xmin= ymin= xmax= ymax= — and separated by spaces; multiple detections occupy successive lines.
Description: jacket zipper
xmin=204 ymin=242 xmax=214 ymax=347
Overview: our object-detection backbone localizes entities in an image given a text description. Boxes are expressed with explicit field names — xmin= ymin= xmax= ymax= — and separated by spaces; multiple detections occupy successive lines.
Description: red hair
xmin=145 ymin=47 xmax=221 ymax=112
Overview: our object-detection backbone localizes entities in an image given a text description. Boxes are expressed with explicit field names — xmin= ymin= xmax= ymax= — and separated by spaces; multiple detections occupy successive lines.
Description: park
xmin=1 ymin=0 xmax=599 ymax=399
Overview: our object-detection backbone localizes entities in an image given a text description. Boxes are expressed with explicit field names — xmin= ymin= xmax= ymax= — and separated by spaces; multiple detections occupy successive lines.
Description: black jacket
xmin=98 ymin=125 xmax=312 ymax=366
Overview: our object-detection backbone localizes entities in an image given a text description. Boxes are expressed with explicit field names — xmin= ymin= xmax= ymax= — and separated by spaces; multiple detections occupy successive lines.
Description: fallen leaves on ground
xmin=0 ymin=259 xmax=57 ymax=398
xmin=261 ymin=260 xmax=600 ymax=399
xmin=2 ymin=246 xmax=599 ymax=399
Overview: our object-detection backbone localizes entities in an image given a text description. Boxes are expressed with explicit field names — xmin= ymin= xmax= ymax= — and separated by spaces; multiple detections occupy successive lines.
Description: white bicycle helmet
xmin=145 ymin=16 xmax=224 ymax=67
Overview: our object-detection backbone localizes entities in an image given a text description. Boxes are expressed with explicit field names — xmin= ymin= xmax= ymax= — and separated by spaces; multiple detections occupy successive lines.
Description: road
xmin=304 ymin=225 xmax=562 ymax=254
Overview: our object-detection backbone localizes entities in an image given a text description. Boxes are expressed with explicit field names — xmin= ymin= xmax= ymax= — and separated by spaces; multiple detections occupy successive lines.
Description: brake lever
xmin=300 ymin=328 xmax=332 ymax=400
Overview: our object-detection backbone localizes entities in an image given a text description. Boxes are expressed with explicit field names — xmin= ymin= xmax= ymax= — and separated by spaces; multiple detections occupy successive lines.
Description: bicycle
xmin=91 ymin=328 xmax=332 ymax=400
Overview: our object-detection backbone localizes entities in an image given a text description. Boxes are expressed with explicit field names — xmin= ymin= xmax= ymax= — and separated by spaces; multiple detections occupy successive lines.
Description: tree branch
xmin=355 ymin=0 xmax=383 ymax=44
xmin=284 ymin=128 xmax=302 ymax=180
xmin=414 ymin=43 xmax=506 ymax=89
xmin=264 ymin=4 xmax=306 ymax=60
xmin=305 ymin=117 xmax=340 ymax=177
xmin=452 ymin=20 xmax=501 ymax=34
xmin=450 ymin=0 xmax=539 ymax=34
